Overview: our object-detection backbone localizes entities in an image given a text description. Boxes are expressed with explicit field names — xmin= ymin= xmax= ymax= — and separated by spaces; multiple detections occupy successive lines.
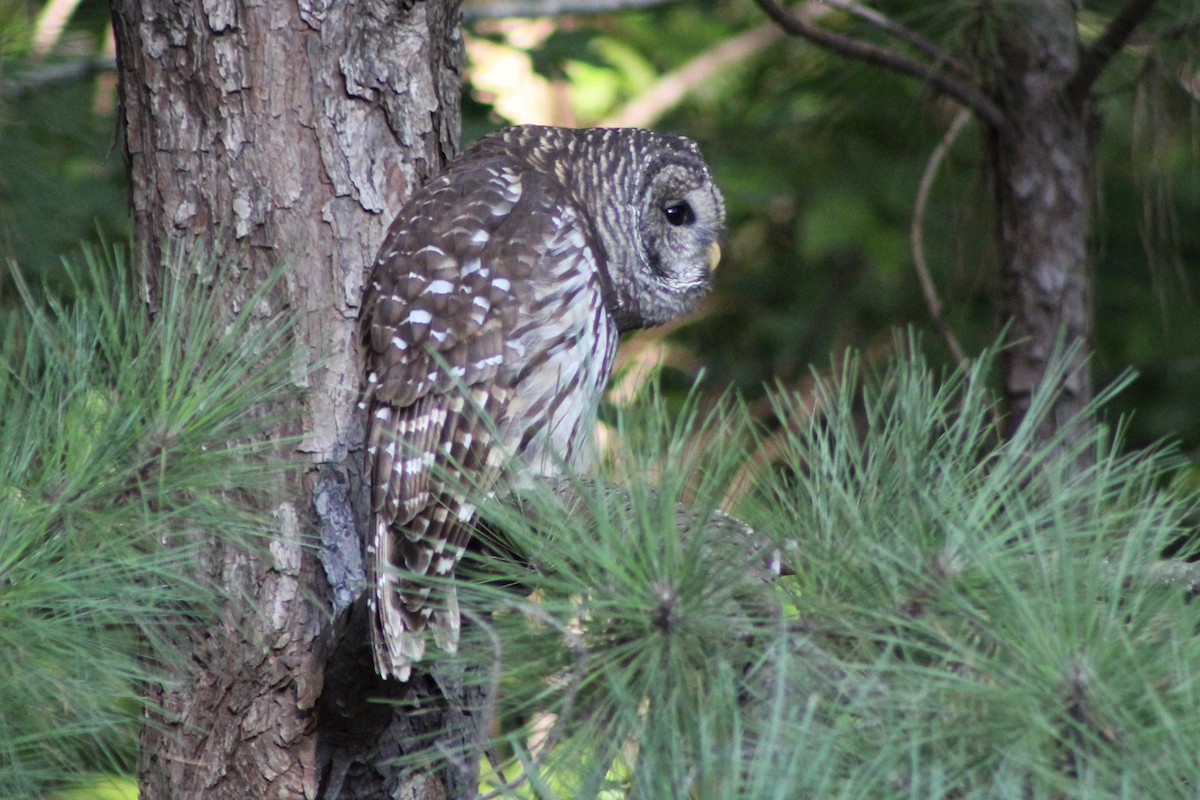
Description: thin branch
xmin=460 ymin=608 xmax=504 ymax=765
xmin=463 ymin=0 xmax=677 ymax=20
xmin=1142 ymin=559 xmax=1200 ymax=595
xmin=1 ymin=54 xmax=115 ymax=99
xmin=911 ymin=107 xmax=971 ymax=366
xmin=753 ymin=0 xmax=1004 ymax=130
xmin=516 ymin=602 xmax=588 ymax=755
xmin=1068 ymin=0 xmax=1159 ymax=104
xmin=821 ymin=0 xmax=972 ymax=80
xmin=477 ymin=598 xmax=587 ymax=800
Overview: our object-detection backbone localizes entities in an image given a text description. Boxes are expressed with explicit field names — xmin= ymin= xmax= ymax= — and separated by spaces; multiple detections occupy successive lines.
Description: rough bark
xmin=989 ymin=1 xmax=1096 ymax=458
xmin=109 ymin=0 xmax=470 ymax=797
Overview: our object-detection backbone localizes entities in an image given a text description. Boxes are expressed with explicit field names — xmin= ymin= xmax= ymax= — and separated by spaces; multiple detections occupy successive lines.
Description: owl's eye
xmin=662 ymin=201 xmax=695 ymax=227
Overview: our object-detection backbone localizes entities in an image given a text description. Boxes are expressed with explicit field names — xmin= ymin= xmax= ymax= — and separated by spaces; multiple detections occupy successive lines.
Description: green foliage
xmin=0 ymin=243 xmax=299 ymax=798
xmin=422 ymin=335 xmax=1200 ymax=798
xmin=757 ymin=338 xmax=1200 ymax=796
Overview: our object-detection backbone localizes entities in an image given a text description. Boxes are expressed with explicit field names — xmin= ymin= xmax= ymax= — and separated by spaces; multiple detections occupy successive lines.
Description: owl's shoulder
xmin=361 ymin=149 xmax=603 ymax=363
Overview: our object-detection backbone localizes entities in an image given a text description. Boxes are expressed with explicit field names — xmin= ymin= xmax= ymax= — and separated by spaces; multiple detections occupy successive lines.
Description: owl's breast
xmin=498 ymin=264 xmax=617 ymax=480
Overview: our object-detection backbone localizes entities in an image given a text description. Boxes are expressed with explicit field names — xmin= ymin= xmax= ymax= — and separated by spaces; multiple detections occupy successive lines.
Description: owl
xmin=360 ymin=125 xmax=725 ymax=681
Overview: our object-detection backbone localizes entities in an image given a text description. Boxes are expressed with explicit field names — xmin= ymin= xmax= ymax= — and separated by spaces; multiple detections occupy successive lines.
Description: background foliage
xmin=2 ymin=0 xmax=1197 ymax=448
xmin=0 ymin=0 xmax=124 ymax=295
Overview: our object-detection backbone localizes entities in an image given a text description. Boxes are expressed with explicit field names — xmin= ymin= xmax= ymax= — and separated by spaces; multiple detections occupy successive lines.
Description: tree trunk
xmin=109 ymin=1 xmax=474 ymax=797
xmin=990 ymin=1 xmax=1096 ymax=458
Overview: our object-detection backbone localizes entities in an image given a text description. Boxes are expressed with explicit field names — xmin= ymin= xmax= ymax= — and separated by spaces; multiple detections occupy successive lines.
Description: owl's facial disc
xmin=651 ymin=172 xmax=723 ymax=281
xmin=599 ymin=155 xmax=724 ymax=331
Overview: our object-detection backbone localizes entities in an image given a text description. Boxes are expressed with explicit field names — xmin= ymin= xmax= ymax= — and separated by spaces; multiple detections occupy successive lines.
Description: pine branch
xmin=513 ymin=477 xmax=788 ymax=583
xmin=753 ymin=0 xmax=1004 ymax=129
xmin=1068 ymin=0 xmax=1159 ymax=103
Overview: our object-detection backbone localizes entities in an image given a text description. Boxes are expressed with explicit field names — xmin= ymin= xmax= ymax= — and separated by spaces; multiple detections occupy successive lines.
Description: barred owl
xmin=360 ymin=125 xmax=725 ymax=681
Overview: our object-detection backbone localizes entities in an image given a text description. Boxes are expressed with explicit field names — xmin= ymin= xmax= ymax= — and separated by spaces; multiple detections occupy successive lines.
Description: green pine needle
xmin=434 ymin=331 xmax=1200 ymax=799
xmin=0 ymin=242 xmax=301 ymax=799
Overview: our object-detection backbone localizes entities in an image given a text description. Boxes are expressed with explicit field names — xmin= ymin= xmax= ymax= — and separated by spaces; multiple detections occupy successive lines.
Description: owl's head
xmin=613 ymin=130 xmax=725 ymax=331
xmin=475 ymin=126 xmax=726 ymax=333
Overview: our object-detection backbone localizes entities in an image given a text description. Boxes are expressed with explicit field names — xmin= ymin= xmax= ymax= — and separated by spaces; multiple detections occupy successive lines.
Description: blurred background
xmin=1 ymin=0 xmax=1197 ymax=453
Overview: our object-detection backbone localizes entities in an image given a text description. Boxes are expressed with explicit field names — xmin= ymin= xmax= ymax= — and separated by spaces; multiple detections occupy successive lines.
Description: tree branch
xmin=1068 ymin=0 xmax=1159 ymax=104
xmin=821 ymin=0 xmax=972 ymax=80
xmin=475 ymin=599 xmax=587 ymax=800
xmin=463 ymin=0 xmax=677 ymax=19
xmin=911 ymin=107 xmax=971 ymax=367
xmin=1142 ymin=558 xmax=1200 ymax=596
xmin=32 ymin=0 xmax=85 ymax=57
xmin=1 ymin=55 xmax=115 ymax=99
xmin=753 ymin=0 xmax=1004 ymax=130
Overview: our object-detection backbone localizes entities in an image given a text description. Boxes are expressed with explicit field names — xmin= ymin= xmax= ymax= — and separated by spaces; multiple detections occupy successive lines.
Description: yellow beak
xmin=706 ymin=242 xmax=722 ymax=273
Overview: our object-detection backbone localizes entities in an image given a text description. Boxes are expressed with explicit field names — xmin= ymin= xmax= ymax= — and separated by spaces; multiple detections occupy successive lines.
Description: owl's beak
xmin=706 ymin=242 xmax=722 ymax=273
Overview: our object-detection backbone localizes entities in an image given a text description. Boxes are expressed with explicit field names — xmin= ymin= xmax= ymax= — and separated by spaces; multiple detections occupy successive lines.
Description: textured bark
xmin=989 ymin=2 xmax=1096 ymax=457
xmin=109 ymin=1 xmax=470 ymax=797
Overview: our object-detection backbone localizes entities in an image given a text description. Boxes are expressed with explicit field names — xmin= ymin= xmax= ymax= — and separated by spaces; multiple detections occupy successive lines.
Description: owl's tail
xmin=370 ymin=517 xmax=462 ymax=682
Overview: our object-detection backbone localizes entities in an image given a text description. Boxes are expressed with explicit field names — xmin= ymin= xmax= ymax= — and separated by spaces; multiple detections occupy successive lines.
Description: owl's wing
xmin=361 ymin=158 xmax=579 ymax=680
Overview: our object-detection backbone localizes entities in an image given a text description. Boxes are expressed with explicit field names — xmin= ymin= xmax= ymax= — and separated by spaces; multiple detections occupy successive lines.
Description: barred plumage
xmin=360 ymin=125 xmax=725 ymax=681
